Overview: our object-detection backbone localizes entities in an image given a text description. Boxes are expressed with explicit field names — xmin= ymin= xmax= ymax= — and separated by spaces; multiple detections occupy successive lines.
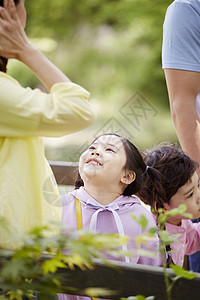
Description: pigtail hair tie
xmin=145 ymin=165 xmax=150 ymax=174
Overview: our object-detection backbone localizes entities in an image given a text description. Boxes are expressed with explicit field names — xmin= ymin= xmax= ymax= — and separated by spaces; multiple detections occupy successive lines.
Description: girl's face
xmin=165 ymin=172 xmax=200 ymax=224
xmin=79 ymin=135 xmax=129 ymax=191
xmin=16 ymin=0 xmax=26 ymax=28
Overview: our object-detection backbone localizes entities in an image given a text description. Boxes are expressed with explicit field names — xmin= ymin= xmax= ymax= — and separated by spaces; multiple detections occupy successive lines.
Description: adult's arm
xmin=0 ymin=0 xmax=95 ymax=137
xmin=164 ymin=68 xmax=200 ymax=176
xmin=0 ymin=73 xmax=95 ymax=137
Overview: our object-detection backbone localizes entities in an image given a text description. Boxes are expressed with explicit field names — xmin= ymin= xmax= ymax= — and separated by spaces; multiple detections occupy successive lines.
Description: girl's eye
xmin=106 ymin=148 xmax=115 ymax=152
xmin=187 ymin=192 xmax=194 ymax=199
xmin=89 ymin=146 xmax=95 ymax=150
xmin=198 ymin=182 xmax=200 ymax=189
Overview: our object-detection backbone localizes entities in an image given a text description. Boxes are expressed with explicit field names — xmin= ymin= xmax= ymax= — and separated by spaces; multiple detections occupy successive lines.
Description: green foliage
xmin=165 ymin=204 xmax=193 ymax=219
xmin=0 ymin=220 xmax=128 ymax=299
xmin=121 ymin=296 xmax=155 ymax=300
xmin=84 ymin=287 xmax=117 ymax=298
xmin=23 ymin=0 xmax=172 ymax=105
xmin=7 ymin=0 xmax=178 ymax=160
xmin=157 ymin=205 xmax=197 ymax=300
xmin=158 ymin=230 xmax=180 ymax=247
xmin=130 ymin=214 xmax=158 ymax=259
xmin=125 ymin=205 xmax=198 ymax=300
xmin=0 ymin=204 xmax=198 ymax=300
xmin=170 ymin=264 xmax=197 ymax=280
xmin=131 ymin=214 xmax=148 ymax=230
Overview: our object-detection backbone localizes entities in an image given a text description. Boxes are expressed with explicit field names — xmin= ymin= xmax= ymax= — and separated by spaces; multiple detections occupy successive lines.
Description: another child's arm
xmin=165 ymin=220 xmax=200 ymax=266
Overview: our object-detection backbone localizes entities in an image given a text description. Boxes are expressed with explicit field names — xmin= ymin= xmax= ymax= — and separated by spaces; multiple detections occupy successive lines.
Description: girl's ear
xmin=121 ymin=170 xmax=136 ymax=185
xmin=163 ymin=202 xmax=171 ymax=211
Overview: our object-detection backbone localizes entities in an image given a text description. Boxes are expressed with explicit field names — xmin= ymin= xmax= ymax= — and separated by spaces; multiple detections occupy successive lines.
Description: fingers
xmin=8 ymin=0 xmax=16 ymax=12
xmin=0 ymin=0 xmax=17 ymax=20
xmin=0 ymin=7 xmax=9 ymax=20
xmin=7 ymin=0 xmax=18 ymax=20
xmin=3 ymin=0 xmax=8 ymax=9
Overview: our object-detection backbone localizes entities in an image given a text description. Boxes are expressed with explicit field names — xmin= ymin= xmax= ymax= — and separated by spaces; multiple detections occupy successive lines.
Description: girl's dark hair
xmin=0 ymin=0 xmax=20 ymax=72
xmin=137 ymin=143 xmax=199 ymax=211
xmin=75 ymin=133 xmax=147 ymax=196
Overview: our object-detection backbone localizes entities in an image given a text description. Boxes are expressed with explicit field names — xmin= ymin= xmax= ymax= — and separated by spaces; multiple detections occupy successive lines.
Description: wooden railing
xmin=39 ymin=258 xmax=200 ymax=300
xmin=49 ymin=161 xmax=78 ymax=186
xmin=1 ymin=161 xmax=200 ymax=299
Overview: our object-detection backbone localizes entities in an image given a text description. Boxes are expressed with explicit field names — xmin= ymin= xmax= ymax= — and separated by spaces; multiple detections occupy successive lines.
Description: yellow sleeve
xmin=0 ymin=73 xmax=95 ymax=137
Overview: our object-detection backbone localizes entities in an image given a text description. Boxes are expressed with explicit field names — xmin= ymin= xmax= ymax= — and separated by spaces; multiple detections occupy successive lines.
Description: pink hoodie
xmin=59 ymin=187 xmax=161 ymax=300
xmin=166 ymin=220 xmax=200 ymax=266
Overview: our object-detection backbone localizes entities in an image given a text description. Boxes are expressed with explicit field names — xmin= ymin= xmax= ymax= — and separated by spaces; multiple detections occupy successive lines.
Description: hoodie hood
xmin=68 ymin=186 xmax=141 ymax=209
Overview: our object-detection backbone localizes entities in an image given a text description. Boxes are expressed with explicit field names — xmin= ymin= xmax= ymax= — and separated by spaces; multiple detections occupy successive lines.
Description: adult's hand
xmin=0 ymin=0 xmax=29 ymax=60
xmin=0 ymin=0 xmax=71 ymax=90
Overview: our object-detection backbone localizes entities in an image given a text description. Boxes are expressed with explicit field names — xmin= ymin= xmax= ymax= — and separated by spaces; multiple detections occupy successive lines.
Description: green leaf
xmin=158 ymin=230 xmax=181 ymax=246
xmin=42 ymin=258 xmax=66 ymax=274
xmin=181 ymin=213 xmax=193 ymax=219
xmin=85 ymin=287 xmax=116 ymax=297
xmin=181 ymin=272 xmax=197 ymax=280
xmin=170 ymin=264 xmax=197 ymax=280
xmin=157 ymin=214 xmax=167 ymax=225
xmin=148 ymin=227 xmax=157 ymax=235
xmin=1 ymin=259 xmax=32 ymax=280
xmin=170 ymin=264 xmax=184 ymax=276
xmin=121 ymin=296 xmax=155 ymax=300
xmin=165 ymin=204 xmax=186 ymax=216
xmin=131 ymin=214 xmax=148 ymax=230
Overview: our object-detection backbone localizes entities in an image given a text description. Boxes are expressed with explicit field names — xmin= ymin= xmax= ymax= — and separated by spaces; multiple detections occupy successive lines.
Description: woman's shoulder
xmin=0 ymin=71 xmax=19 ymax=85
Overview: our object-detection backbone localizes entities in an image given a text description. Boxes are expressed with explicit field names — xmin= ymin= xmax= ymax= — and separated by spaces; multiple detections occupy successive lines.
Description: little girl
xmin=59 ymin=133 xmax=161 ymax=300
xmin=137 ymin=143 xmax=200 ymax=267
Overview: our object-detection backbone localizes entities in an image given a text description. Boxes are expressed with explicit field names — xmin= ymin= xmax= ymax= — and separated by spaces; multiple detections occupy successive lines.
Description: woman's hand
xmin=0 ymin=0 xmax=71 ymax=89
xmin=0 ymin=0 xmax=29 ymax=60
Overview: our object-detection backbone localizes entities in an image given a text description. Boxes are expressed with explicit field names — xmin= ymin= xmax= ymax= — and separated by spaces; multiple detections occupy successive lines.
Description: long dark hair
xmin=0 ymin=0 xmax=20 ymax=72
xmin=137 ymin=143 xmax=199 ymax=211
xmin=75 ymin=133 xmax=147 ymax=196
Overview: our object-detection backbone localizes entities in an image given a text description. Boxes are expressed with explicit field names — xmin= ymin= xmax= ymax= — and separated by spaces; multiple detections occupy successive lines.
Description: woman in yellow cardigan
xmin=0 ymin=0 xmax=95 ymax=249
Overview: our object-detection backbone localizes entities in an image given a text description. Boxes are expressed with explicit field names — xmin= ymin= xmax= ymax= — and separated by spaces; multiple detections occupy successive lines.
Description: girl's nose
xmin=91 ymin=151 xmax=100 ymax=156
xmin=197 ymin=189 xmax=200 ymax=204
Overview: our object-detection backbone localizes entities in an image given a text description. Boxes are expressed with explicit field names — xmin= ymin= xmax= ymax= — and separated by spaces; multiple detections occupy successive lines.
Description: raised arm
xmin=0 ymin=0 xmax=95 ymax=137
xmin=0 ymin=0 xmax=71 ymax=90
xmin=164 ymin=68 xmax=200 ymax=176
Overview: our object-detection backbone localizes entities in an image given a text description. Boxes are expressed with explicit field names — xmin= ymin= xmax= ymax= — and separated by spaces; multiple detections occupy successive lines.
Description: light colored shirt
xmin=162 ymin=0 xmax=200 ymax=117
xmin=162 ymin=0 xmax=200 ymax=72
xmin=59 ymin=187 xmax=161 ymax=300
xmin=0 ymin=72 xmax=95 ymax=249
xmin=166 ymin=219 xmax=200 ymax=266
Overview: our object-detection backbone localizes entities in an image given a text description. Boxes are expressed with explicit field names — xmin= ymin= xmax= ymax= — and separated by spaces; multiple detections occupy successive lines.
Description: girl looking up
xmin=138 ymin=144 xmax=200 ymax=267
xmin=59 ymin=133 xmax=161 ymax=300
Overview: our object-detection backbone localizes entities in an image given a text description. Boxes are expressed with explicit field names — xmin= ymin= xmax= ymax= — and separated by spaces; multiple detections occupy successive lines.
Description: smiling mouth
xmin=86 ymin=159 xmax=102 ymax=166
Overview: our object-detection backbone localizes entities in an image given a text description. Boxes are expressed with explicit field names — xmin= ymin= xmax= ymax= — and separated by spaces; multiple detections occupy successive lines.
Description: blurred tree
xmin=23 ymin=0 xmax=172 ymax=105
xmin=8 ymin=0 xmax=177 ymax=157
